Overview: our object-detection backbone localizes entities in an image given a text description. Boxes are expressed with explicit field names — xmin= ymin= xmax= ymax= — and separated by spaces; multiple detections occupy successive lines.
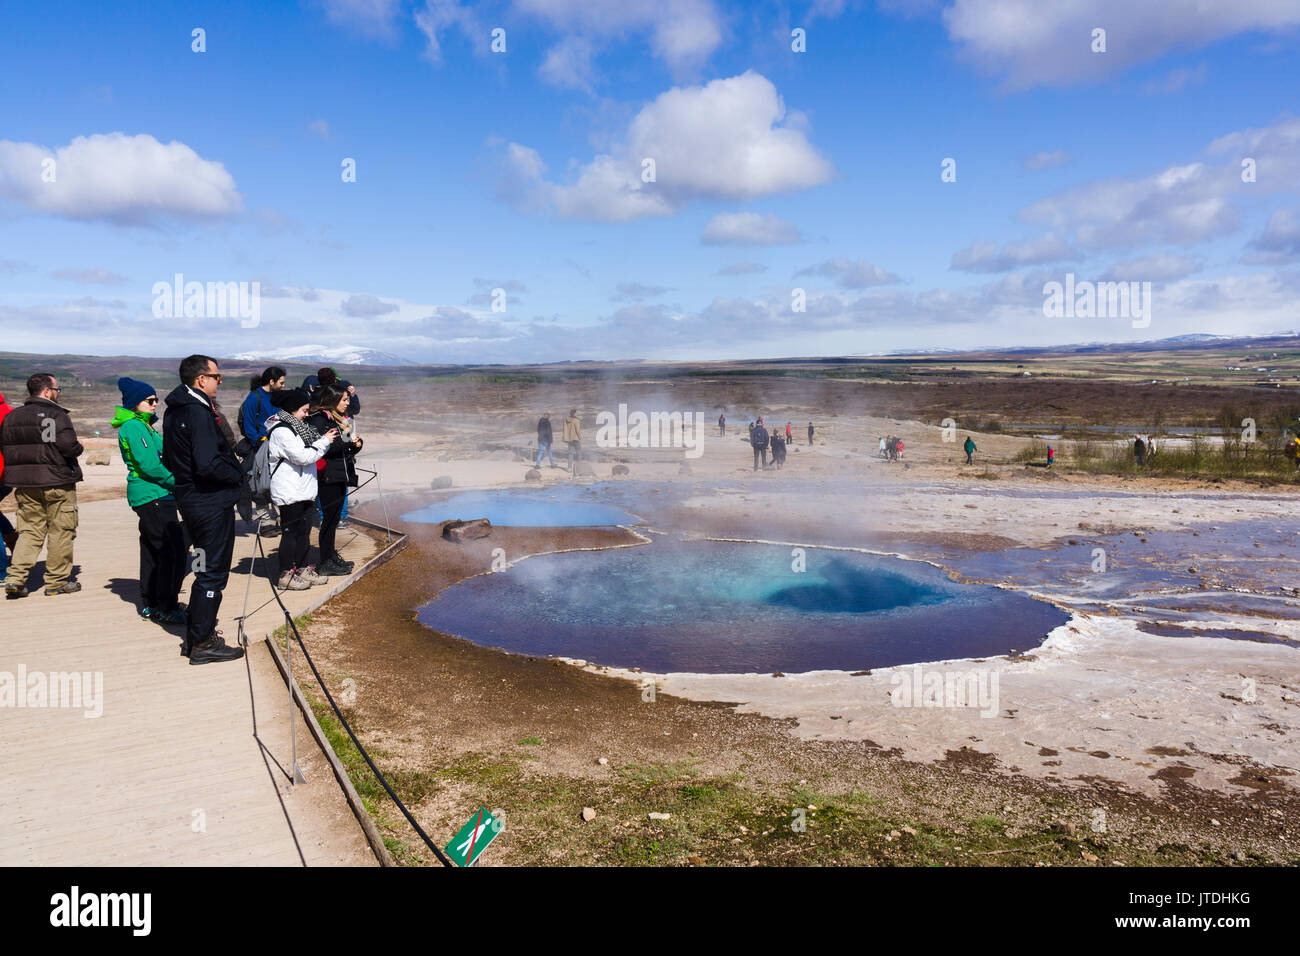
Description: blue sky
xmin=1 ymin=0 xmax=1297 ymax=363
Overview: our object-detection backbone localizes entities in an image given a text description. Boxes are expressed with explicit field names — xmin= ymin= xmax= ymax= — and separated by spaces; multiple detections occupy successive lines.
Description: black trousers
xmin=178 ymin=502 xmax=236 ymax=644
xmin=278 ymin=500 xmax=315 ymax=573
xmin=753 ymin=446 xmax=767 ymax=470
xmin=317 ymin=483 xmax=347 ymax=560
xmin=133 ymin=498 xmax=186 ymax=611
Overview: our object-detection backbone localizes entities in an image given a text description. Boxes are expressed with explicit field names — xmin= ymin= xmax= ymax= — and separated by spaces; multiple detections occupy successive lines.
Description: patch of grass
xmin=617 ymin=760 xmax=701 ymax=784
xmin=517 ymin=735 xmax=543 ymax=747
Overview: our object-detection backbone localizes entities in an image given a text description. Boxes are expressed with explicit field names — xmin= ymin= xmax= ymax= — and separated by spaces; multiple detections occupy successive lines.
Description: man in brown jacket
xmin=562 ymin=408 xmax=582 ymax=472
xmin=1 ymin=373 xmax=84 ymax=598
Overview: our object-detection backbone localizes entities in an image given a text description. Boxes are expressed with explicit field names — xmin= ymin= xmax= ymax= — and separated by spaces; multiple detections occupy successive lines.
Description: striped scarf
xmin=274 ymin=409 xmax=321 ymax=446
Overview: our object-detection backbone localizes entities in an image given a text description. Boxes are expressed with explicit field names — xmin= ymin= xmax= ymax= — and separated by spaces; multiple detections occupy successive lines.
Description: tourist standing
xmin=266 ymin=388 xmax=336 ymax=590
xmin=0 ymin=373 xmax=83 ymax=598
xmin=878 ymin=436 xmax=887 ymax=459
xmin=786 ymin=422 xmax=792 ymax=443
xmin=750 ymin=418 xmax=769 ymax=471
xmin=563 ymin=408 xmax=582 ymax=471
xmin=240 ymin=365 xmax=285 ymax=446
xmin=162 ymin=355 xmax=245 ymax=663
xmin=718 ymin=413 xmax=726 ymax=437
xmin=112 ymin=377 xmax=186 ymax=625
xmin=307 ymin=385 xmax=361 ymax=577
xmin=536 ymin=413 xmax=556 ymax=468
xmin=1134 ymin=435 xmax=1146 ymax=467
xmin=963 ymin=435 xmax=976 ymax=465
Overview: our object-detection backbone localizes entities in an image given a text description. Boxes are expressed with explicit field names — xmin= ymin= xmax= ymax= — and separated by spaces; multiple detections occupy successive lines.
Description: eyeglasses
xmin=201 ymin=371 xmax=223 ymax=384
xmin=48 ymin=386 xmax=61 ymax=393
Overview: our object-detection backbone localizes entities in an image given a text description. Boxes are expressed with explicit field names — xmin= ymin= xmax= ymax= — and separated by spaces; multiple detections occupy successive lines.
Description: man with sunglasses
xmin=0 ymin=372 xmax=84 ymax=598
xmin=162 ymin=355 xmax=244 ymax=664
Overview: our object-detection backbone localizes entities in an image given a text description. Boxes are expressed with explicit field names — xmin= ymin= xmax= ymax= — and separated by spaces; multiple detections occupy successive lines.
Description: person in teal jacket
xmin=112 ymin=377 xmax=186 ymax=625
xmin=963 ymin=435 xmax=977 ymax=464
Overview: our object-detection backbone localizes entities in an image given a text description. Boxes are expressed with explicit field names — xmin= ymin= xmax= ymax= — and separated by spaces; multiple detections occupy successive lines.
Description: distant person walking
xmin=878 ymin=436 xmax=887 ymax=459
xmin=563 ymin=408 xmax=582 ymax=471
xmin=266 ymin=388 xmax=336 ymax=590
xmin=785 ymin=423 xmax=792 ymax=443
xmin=1047 ymin=445 xmax=1055 ymax=467
xmin=0 ymin=389 xmax=15 ymax=574
xmin=750 ymin=418 xmax=770 ymax=471
xmin=308 ymin=385 xmax=361 ymax=578
xmin=1 ymin=374 xmax=83 ymax=598
xmin=536 ymin=413 xmax=556 ymax=468
xmin=770 ymin=430 xmax=787 ymax=469
xmin=162 ymin=355 xmax=245 ymax=664
xmin=808 ymin=422 xmax=814 ymax=445
xmin=719 ymin=413 xmax=726 ymax=437
xmin=112 ymin=377 xmax=186 ymax=625
xmin=963 ymin=435 xmax=976 ymax=465
xmin=1134 ymin=435 xmax=1146 ymax=467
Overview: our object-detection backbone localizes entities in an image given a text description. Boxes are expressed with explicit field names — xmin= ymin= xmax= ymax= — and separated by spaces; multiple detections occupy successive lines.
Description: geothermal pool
xmin=402 ymin=486 xmax=633 ymax=527
xmin=418 ymin=542 xmax=1070 ymax=674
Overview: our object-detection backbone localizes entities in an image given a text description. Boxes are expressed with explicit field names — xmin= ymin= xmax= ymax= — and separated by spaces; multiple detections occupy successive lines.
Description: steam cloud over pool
xmin=418 ymin=542 xmax=1070 ymax=674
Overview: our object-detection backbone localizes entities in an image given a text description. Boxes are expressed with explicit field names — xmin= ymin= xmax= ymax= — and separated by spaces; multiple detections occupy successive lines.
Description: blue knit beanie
xmin=118 ymin=376 xmax=156 ymax=411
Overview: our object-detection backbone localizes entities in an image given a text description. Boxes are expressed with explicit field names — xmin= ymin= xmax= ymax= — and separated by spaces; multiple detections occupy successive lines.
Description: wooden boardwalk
xmin=0 ymin=495 xmax=383 ymax=866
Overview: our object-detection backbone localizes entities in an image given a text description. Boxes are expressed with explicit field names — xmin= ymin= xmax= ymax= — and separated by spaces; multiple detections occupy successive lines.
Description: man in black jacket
xmin=0 ymin=373 xmax=83 ymax=597
xmin=162 ymin=355 xmax=244 ymax=664
xmin=750 ymin=418 xmax=769 ymax=471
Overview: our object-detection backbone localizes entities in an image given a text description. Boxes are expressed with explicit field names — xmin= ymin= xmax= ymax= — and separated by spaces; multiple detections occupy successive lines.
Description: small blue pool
xmin=402 ymin=487 xmax=632 ymax=527
xmin=417 ymin=542 xmax=1070 ymax=674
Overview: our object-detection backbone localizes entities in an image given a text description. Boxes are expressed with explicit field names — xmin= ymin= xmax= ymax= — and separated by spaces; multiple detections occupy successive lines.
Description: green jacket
xmin=111 ymin=406 xmax=176 ymax=507
xmin=963 ymin=438 xmax=976 ymax=453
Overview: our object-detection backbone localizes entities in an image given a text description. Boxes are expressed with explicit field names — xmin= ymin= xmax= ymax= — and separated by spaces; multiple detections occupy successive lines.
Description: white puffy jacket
xmin=265 ymin=417 xmax=332 ymax=506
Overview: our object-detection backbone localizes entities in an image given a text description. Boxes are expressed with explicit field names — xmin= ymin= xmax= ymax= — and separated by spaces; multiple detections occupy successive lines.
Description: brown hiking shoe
xmin=44 ymin=582 xmax=82 ymax=596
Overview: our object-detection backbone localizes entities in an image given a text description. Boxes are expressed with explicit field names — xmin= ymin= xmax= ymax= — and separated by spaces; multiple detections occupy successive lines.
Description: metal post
xmin=286 ymin=610 xmax=306 ymax=786
xmin=375 ymin=469 xmax=393 ymax=542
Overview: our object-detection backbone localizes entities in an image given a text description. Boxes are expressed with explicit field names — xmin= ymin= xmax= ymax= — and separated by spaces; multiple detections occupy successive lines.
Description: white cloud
xmin=795 ymin=258 xmax=902 ymax=288
xmin=414 ymin=0 xmax=480 ymax=63
xmin=1023 ymin=149 xmax=1070 ymax=171
xmin=539 ymin=36 xmax=598 ymax=92
xmin=341 ymin=293 xmax=400 ymax=317
xmin=1142 ymin=63 xmax=1208 ymax=94
xmin=611 ymin=281 xmax=673 ymax=302
xmin=516 ymin=0 xmax=723 ymax=75
xmin=321 ymin=0 xmax=402 ymax=37
xmin=937 ymin=0 xmax=1300 ymax=90
xmin=501 ymin=72 xmax=833 ymax=222
xmin=49 ymin=267 xmax=127 ymax=285
xmin=1099 ymin=253 xmax=1203 ymax=281
xmin=950 ymin=234 xmax=1079 ymax=272
xmin=702 ymin=212 xmax=803 ymax=246
xmin=308 ymin=119 xmax=331 ymax=139
xmin=1021 ymin=115 xmax=1300 ymax=250
xmin=0 ymin=133 xmax=241 ymax=226
xmin=1244 ymin=207 xmax=1300 ymax=264
xmin=715 ymin=261 xmax=769 ymax=275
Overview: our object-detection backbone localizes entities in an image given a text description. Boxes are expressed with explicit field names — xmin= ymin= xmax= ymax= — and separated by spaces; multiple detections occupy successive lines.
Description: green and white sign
xmin=446 ymin=807 xmax=502 ymax=867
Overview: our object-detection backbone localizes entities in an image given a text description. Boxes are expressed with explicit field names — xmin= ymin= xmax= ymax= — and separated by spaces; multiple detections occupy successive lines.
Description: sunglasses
xmin=144 ymin=397 xmax=159 ymax=404
xmin=200 ymin=371 xmax=223 ymax=384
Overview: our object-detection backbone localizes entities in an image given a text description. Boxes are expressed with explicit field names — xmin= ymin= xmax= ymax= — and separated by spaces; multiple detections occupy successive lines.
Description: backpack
xmin=246 ymin=422 xmax=288 ymax=508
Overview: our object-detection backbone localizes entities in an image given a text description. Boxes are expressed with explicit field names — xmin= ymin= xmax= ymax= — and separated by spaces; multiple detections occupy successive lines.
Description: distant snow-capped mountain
xmin=230 ymin=345 xmax=416 ymax=366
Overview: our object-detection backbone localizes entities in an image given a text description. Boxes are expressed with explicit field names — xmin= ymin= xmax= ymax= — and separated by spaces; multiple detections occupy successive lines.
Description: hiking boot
xmin=44 ymin=581 xmax=81 ymax=596
xmin=5 ymin=584 xmax=28 ymax=600
xmin=299 ymin=565 xmax=329 ymax=586
xmin=318 ymin=556 xmax=352 ymax=576
xmin=277 ymin=569 xmax=310 ymax=591
xmin=258 ymin=523 xmax=282 ymax=538
xmin=330 ymin=553 xmax=355 ymax=570
xmin=189 ymin=632 xmax=244 ymax=665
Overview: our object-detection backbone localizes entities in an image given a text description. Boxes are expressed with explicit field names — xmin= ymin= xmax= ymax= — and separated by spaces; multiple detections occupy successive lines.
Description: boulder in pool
xmin=612 ymin=464 xmax=630 ymax=477
xmin=525 ymin=468 xmax=541 ymax=481
xmin=442 ymin=518 xmax=492 ymax=542
xmin=430 ymin=475 xmax=453 ymax=489
xmin=573 ymin=461 xmax=597 ymax=477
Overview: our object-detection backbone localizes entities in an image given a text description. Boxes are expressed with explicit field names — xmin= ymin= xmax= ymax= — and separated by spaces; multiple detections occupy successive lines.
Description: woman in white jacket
xmin=265 ymin=388 xmax=337 ymax=590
